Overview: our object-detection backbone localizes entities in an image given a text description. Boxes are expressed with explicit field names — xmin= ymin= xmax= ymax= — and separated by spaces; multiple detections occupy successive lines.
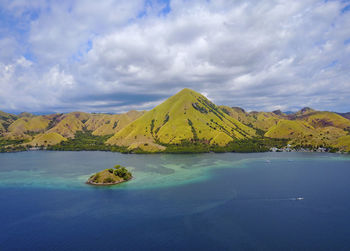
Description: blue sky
xmin=0 ymin=0 xmax=350 ymax=114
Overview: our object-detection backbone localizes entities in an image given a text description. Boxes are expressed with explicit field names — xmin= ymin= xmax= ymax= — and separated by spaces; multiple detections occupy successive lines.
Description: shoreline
xmin=86 ymin=177 xmax=133 ymax=186
xmin=0 ymin=148 xmax=350 ymax=155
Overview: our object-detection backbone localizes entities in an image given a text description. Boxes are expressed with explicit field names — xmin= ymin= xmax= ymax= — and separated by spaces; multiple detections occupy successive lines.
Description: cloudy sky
xmin=0 ymin=0 xmax=350 ymax=114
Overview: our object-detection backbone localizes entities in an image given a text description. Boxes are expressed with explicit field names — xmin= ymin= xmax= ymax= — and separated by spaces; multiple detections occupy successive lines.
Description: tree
xmin=114 ymin=167 xmax=132 ymax=180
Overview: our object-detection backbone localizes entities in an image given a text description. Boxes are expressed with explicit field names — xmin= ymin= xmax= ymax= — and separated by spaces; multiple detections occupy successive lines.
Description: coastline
xmin=1 ymin=147 xmax=349 ymax=154
xmin=86 ymin=177 xmax=132 ymax=186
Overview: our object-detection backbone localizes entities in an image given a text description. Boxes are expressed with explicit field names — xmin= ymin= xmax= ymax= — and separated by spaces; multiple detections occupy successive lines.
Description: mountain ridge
xmin=106 ymin=88 xmax=256 ymax=152
xmin=1 ymin=88 xmax=350 ymax=153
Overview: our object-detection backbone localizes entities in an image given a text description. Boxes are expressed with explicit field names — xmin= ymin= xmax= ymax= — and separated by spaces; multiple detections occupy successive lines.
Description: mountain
xmin=292 ymin=110 xmax=350 ymax=129
xmin=46 ymin=112 xmax=90 ymax=138
xmin=263 ymin=110 xmax=350 ymax=149
xmin=0 ymin=111 xmax=18 ymax=133
xmin=85 ymin=110 xmax=145 ymax=136
xmin=29 ymin=132 xmax=67 ymax=147
xmin=336 ymin=136 xmax=350 ymax=151
xmin=337 ymin=112 xmax=350 ymax=120
xmin=218 ymin=106 xmax=350 ymax=151
xmin=18 ymin=112 xmax=34 ymax=118
xmin=293 ymin=107 xmax=315 ymax=116
xmin=219 ymin=106 xmax=250 ymax=124
xmin=219 ymin=106 xmax=284 ymax=131
xmin=1 ymin=89 xmax=350 ymax=153
xmin=0 ymin=109 xmax=144 ymax=151
xmin=8 ymin=115 xmax=51 ymax=134
xmin=265 ymin=120 xmax=315 ymax=139
xmin=107 ymin=88 xmax=256 ymax=152
xmin=2 ymin=115 xmax=50 ymax=140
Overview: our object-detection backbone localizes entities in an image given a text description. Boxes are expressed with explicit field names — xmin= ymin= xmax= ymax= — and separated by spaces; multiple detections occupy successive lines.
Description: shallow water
xmin=0 ymin=151 xmax=350 ymax=250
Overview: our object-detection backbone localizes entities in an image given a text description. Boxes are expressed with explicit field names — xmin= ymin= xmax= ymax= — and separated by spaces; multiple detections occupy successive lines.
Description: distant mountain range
xmin=1 ymin=88 xmax=350 ymax=153
xmin=338 ymin=112 xmax=350 ymax=120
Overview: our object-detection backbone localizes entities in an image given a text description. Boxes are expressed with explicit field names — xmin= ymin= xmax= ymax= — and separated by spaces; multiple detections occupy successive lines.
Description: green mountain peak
xmin=106 ymin=88 xmax=256 ymax=152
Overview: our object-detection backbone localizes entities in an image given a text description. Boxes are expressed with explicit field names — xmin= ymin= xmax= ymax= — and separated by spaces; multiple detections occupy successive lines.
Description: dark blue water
xmin=0 ymin=151 xmax=350 ymax=250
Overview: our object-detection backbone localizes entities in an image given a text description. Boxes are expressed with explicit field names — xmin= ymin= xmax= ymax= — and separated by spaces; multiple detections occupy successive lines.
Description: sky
xmin=0 ymin=0 xmax=350 ymax=114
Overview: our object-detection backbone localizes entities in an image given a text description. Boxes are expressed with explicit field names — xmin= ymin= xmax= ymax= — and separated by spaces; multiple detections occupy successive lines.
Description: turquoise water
xmin=0 ymin=151 xmax=350 ymax=250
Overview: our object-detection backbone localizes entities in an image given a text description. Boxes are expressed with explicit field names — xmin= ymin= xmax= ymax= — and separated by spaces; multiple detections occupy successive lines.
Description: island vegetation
xmin=87 ymin=165 xmax=132 ymax=186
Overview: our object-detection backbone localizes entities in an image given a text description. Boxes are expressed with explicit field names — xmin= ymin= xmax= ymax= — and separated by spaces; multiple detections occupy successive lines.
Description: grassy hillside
xmin=247 ymin=111 xmax=283 ymax=131
xmin=8 ymin=116 xmax=51 ymax=134
xmin=29 ymin=132 xmax=67 ymax=146
xmin=220 ymin=106 xmax=250 ymax=124
xmin=0 ymin=111 xmax=17 ymax=118
xmin=338 ymin=112 xmax=350 ymax=120
xmin=85 ymin=110 xmax=145 ymax=136
xmin=47 ymin=112 xmax=89 ymax=138
xmin=220 ymin=106 xmax=350 ymax=151
xmin=293 ymin=107 xmax=315 ymax=116
xmin=0 ymin=111 xmax=18 ymax=133
xmin=0 ymin=109 xmax=144 ymax=151
xmin=47 ymin=130 xmax=124 ymax=152
xmin=18 ymin=112 xmax=34 ymax=118
xmin=220 ymin=106 xmax=284 ymax=131
xmin=336 ymin=136 xmax=350 ymax=151
xmin=0 ymin=123 xmax=4 ymax=132
xmin=1 ymin=89 xmax=349 ymax=153
xmin=3 ymin=115 xmax=50 ymax=141
xmin=264 ymin=117 xmax=349 ymax=149
xmin=107 ymin=88 xmax=256 ymax=151
xmin=265 ymin=120 xmax=315 ymax=139
xmin=295 ymin=111 xmax=350 ymax=129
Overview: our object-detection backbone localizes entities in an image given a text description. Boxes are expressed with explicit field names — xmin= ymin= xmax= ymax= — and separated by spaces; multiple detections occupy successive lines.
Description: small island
xmin=87 ymin=165 xmax=132 ymax=186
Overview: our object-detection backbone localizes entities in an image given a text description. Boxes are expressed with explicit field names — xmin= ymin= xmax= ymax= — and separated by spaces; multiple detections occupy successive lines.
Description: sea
xmin=0 ymin=151 xmax=350 ymax=250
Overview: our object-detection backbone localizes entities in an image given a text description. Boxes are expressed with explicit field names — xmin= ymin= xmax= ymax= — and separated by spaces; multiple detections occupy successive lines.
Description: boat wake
xmin=234 ymin=197 xmax=305 ymax=202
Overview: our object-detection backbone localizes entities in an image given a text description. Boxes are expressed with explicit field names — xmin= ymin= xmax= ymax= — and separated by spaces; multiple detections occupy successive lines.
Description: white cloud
xmin=0 ymin=0 xmax=350 ymax=113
